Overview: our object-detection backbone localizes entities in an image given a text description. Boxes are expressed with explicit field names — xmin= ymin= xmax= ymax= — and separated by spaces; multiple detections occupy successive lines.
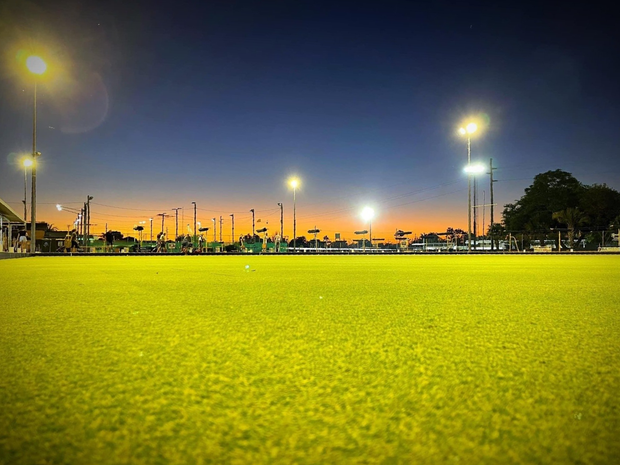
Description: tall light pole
xmin=219 ymin=216 xmax=223 ymax=242
xmin=459 ymin=122 xmax=478 ymax=252
xmin=139 ymin=221 xmax=146 ymax=248
xmin=192 ymin=201 xmax=197 ymax=248
xmin=488 ymin=158 xmax=497 ymax=251
xmin=230 ymin=214 xmax=235 ymax=244
xmin=22 ymin=158 xmax=33 ymax=229
xmin=26 ymin=55 xmax=46 ymax=253
xmin=212 ymin=217 xmax=216 ymax=243
xmin=464 ymin=163 xmax=485 ymax=251
xmin=361 ymin=207 xmax=375 ymax=251
xmin=172 ymin=207 xmax=181 ymax=239
xmin=250 ymin=209 xmax=255 ymax=237
xmin=149 ymin=218 xmax=153 ymax=241
xmin=289 ymin=178 xmax=299 ymax=252
xmin=278 ymin=202 xmax=283 ymax=240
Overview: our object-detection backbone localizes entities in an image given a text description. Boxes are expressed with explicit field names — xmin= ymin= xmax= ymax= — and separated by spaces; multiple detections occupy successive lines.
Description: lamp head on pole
xmin=458 ymin=122 xmax=478 ymax=136
xmin=361 ymin=207 xmax=375 ymax=223
xmin=289 ymin=178 xmax=299 ymax=189
xmin=464 ymin=163 xmax=485 ymax=174
xmin=26 ymin=56 xmax=47 ymax=75
xmin=23 ymin=158 xmax=33 ymax=168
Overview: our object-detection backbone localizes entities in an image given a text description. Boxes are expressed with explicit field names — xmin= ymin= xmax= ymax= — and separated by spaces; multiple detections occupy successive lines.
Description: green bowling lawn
xmin=1 ymin=255 xmax=619 ymax=464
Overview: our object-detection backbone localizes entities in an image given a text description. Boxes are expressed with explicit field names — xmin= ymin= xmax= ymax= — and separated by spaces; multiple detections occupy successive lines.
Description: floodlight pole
xmin=23 ymin=164 xmax=28 ymax=229
xmin=489 ymin=158 xmax=497 ymax=251
xmin=219 ymin=216 xmax=223 ymax=242
xmin=278 ymin=203 xmax=283 ymax=240
xmin=30 ymin=81 xmax=39 ymax=253
xmin=473 ymin=175 xmax=477 ymax=251
xmin=250 ymin=209 xmax=255 ymax=236
xmin=173 ymin=208 xmax=181 ymax=239
xmin=230 ymin=214 xmax=235 ymax=244
xmin=293 ymin=186 xmax=297 ymax=253
xmin=212 ymin=218 xmax=216 ymax=243
xmin=467 ymin=135 xmax=472 ymax=253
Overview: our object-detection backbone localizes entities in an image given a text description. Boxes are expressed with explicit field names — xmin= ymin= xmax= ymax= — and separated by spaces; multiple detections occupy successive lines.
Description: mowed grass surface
xmin=1 ymin=255 xmax=619 ymax=464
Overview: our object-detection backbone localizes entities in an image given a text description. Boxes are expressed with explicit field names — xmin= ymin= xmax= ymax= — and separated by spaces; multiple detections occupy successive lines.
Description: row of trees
xmin=502 ymin=170 xmax=620 ymax=247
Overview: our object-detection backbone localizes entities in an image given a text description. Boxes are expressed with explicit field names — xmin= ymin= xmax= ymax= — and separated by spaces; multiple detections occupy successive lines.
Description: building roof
xmin=0 ymin=198 xmax=24 ymax=223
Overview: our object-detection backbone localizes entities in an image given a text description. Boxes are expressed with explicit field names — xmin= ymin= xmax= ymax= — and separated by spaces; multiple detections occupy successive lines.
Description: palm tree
xmin=552 ymin=207 xmax=588 ymax=248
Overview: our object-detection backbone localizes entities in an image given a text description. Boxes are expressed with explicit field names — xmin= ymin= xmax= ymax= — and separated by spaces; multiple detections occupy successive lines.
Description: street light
xmin=149 ymin=218 xmax=153 ymax=241
xmin=459 ymin=121 xmax=478 ymax=252
xmin=26 ymin=55 xmax=47 ymax=253
xmin=22 ymin=158 xmax=33 ymax=229
xmin=361 ymin=207 xmax=375 ymax=251
xmin=289 ymin=178 xmax=299 ymax=252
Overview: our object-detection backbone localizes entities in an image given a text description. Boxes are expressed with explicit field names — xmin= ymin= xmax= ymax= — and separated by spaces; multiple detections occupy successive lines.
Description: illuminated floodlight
xmin=56 ymin=204 xmax=62 ymax=211
xmin=289 ymin=178 xmax=299 ymax=189
xmin=23 ymin=158 xmax=33 ymax=167
xmin=26 ymin=56 xmax=47 ymax=75
xmin=361 ymin=206 xmax=375 ymax=222
xmin=464 ymin=163 xmax=485 ymax=174
xmin=459 ymin=122 xmax=478 ymax=136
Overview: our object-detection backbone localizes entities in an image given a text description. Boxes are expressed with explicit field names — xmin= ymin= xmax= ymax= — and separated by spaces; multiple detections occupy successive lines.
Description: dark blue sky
xmin=1 ymin=0 xmax=619 ymax=238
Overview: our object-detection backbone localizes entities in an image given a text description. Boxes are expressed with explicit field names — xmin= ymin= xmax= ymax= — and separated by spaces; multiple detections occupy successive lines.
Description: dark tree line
xmin=502 ymin=170 xmax=620 ymax=246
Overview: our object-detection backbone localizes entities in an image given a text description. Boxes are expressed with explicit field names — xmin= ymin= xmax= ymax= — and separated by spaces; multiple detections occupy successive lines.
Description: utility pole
xmin=250 ymin=209 xmax=255 ymax=237
xmin=86 ymin=195 xmax=93 ymax=249
xmin=278 ymin=203 xmax=283 ymax=239
xmin=172 ymin=208 xmax=181 ymax=239
xmin=230 ymin=214 xmax=235 ymax=244
xmin=219 ymin=216 xmax=223 ymax=242
xmin=191 ymin=202 xmax=197 ymax=248
xmin=488 ymin=158 xmax=497 ymax=251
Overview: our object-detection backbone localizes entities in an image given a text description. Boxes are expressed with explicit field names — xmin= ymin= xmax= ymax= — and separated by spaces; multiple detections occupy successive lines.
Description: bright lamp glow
xmin=361 ymin=206 xmax=375 ymax=222
xmin=56 ymin=204 xmax=62 ymax=211
xmin=289 ymin=178 xmax=299 ymax=189
xmin=23 ymin=158 xmax=33 ymax=167
xmin=459 ymin=122 xmax=478 ymax=136
xmin=464 ymin=163 xmax=485 ymax=174
xmin=26 ymin=56 xmax=47 ymax=75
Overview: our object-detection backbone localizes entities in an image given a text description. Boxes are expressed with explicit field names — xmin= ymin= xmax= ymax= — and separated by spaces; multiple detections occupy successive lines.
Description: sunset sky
xmin=1 ymin=1 xmax=619 ymax=242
